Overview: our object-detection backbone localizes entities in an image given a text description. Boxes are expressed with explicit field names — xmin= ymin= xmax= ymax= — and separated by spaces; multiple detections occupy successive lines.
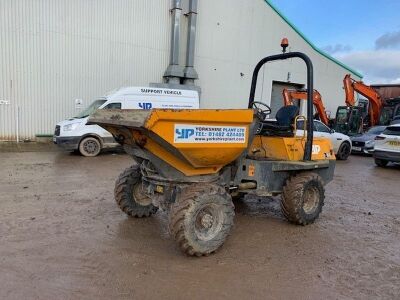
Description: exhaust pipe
xmin=163 ymin=0 xmax=185 ymax=84
xmin=183 ymin=0 xmax=199 ymax=85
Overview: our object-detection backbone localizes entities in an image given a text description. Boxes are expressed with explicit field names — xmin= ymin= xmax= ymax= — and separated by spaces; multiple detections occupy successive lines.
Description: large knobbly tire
xmin=375 ymin=158 xmax=388 ymax=167
xmin=281 ymin=172 xmax=325 ymax=225
xmin=169 ymin=184 xmax=235 ymax=257
xmin=114 ymin=165 xmax=158 ymax=218
xmin=336 ymin=142 xmax=351 ymax=160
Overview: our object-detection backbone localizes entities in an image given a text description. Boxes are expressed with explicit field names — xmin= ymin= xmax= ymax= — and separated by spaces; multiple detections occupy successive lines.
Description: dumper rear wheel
xmin=281 ymin=172 xmax=324 ymax=225
xmin=169 ymin=184 xmax=234 ymax=256
xmin=114 ymin=165 xmax=158 ymax=218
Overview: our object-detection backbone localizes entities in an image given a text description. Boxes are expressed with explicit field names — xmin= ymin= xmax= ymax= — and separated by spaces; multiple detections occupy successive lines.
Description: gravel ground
xmin=1 ymin=150 xmax=399 ymax=300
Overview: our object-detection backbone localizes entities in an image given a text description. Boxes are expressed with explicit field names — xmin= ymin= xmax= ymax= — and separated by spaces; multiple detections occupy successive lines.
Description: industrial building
xmin=0 ymin=0 xmax=362 ymax=140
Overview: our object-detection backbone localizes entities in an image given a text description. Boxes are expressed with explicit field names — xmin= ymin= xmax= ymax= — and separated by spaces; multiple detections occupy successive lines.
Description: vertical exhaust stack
xmin=183 ymin=0 xmax=199 ymax=85
xmin=152 ymin=0 xmax=200 ymax=94
xmin=163 ymin=0 xmax=185 ymax=84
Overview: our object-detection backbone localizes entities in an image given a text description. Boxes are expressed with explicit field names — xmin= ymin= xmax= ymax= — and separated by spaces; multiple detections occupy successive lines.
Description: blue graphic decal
xmin=176 ymin=128 xmax=195 ymax=139
xmin=138 ymin=102 xmax=153 ymax=110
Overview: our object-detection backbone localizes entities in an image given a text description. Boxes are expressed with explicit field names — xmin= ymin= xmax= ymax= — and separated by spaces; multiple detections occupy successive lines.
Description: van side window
xmin=103 ymin=103 xmax=121 ymax=109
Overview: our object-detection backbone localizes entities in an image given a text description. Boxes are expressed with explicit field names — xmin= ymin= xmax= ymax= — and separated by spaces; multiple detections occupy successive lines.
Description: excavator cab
xmin=334 ymin=105 xmax=363 ymax=136
xmin=358 ymin=98 xmax=370 ymax=119
xmin=380 ymin=98 xmax=400 ymax=125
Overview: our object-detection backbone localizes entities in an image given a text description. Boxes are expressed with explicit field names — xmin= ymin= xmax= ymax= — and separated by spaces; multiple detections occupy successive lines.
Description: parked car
xmin=374 ymin=124 xmax=400 ymax=167
xmin=54 ymin=87 xmax=199 ymax=157
xmin=391 ymin=115 xmax=400 ymax=125
xmin=350 ymin=125 xmax=387 ymax=154
xmin=296 ymin=120 xmax=352 ymax=160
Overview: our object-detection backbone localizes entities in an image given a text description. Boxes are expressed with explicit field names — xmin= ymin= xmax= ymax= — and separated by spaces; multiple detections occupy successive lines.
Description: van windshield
xmin=74 ymin=99 xmax=107 ymax=118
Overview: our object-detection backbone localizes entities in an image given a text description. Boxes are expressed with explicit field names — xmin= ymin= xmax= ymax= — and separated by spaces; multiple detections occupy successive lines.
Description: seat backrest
xmin=275 ymin=105 xmax=299 ymax=126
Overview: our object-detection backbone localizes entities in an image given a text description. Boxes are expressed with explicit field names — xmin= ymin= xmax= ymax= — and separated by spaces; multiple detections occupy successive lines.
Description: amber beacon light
xmin=281 ymin=38 xmax=289 ymax=53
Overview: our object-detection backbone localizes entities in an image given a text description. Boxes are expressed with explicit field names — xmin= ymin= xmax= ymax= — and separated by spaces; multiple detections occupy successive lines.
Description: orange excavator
xmin=343 ymin=74 xmax=383 ymax=126
xmin=282 ymin=88 xmax=330 ymax=125
xmin=283 ymin=75 xmax=385 ymax=135
xmin=333 ymin=75 xmax=383 ymax=135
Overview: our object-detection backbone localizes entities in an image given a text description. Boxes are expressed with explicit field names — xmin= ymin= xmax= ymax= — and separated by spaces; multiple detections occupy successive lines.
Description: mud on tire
xmin=114 ymin=165 xmax=158 ymax=218
xmin=169 ymin=184 xmax=235 ymax=257
xmin=281 ymin=172 xmax=325 ymax=225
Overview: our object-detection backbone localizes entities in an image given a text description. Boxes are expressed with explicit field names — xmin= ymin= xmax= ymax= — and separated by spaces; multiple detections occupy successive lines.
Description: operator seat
xmin=258 ymin=105 xmax=299 ymax=137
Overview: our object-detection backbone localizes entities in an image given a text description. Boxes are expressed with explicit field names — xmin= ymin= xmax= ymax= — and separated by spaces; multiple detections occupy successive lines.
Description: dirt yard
xmin=1 ymin=148 xmax=399 ymax=299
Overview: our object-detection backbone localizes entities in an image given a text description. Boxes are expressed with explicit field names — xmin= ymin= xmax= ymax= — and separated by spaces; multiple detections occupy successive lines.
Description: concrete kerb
xmin=0 ymin=141 xmax=59 ymax=153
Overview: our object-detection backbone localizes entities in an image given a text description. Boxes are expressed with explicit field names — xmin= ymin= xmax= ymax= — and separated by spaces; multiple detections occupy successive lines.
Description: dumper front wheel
xmin=169 ymin=184 xmax=234 ymax=256
xmin=114 ymin=165 xmax=158 ymax=218
xmin=281 ymin=172 xmax=324 ymax=225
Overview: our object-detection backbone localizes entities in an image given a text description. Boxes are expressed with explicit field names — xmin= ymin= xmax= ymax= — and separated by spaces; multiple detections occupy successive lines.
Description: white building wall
xmin=195 ymin=0 xmax=362 ymax=117
xmin=0 ymin=0 xmax=361 ymax=140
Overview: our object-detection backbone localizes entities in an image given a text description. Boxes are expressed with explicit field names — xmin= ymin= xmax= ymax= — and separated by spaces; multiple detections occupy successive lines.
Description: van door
xmin=122 ymin=88 xmax=199 ymax=110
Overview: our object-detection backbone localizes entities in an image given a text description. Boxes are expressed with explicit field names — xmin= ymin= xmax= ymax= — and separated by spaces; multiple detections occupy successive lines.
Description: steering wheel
xmin=251 ymin=101 xmax=272 ymax=120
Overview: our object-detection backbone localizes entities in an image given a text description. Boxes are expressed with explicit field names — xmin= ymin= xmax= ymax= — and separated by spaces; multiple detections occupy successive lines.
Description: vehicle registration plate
xmin=388 ymin=141 xmax=400 ymax=146
xmin=352 ymin=147 xmax=361 ymax=151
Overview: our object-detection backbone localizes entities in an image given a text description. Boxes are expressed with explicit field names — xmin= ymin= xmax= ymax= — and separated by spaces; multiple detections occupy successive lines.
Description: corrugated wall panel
xmin=0 ymin=0 xmax=361 ymax=140
xmin=0 ymin=0 xmax=170 ymax=140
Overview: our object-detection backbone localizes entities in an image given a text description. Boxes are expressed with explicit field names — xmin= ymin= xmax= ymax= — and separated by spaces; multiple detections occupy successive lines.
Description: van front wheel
xmin=79 ymin=137 xmax=101 ymax=157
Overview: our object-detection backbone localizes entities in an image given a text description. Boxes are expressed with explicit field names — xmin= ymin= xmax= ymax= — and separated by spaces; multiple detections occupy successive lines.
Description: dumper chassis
xmin=90 ymin=44 xmax=336 ymax=256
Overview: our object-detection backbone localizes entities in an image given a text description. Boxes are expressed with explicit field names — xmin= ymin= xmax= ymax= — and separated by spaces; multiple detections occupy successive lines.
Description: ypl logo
xmin=312 ymin=144 xmax=321 ymax=154
xmin=138 ymin=102 xmax=152 ymax=109
xmin=176 ymin=128 xmax=195 ymax=139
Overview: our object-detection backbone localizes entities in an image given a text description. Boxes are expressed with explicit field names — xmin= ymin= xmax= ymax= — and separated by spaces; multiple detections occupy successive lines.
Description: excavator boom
xmin=282 ymin=89 xmax=330 ymax=125
xmin=343 ymin=74 xmax=356 ymax=107
xmin=343 ymin=74 xmax=383 ymax=126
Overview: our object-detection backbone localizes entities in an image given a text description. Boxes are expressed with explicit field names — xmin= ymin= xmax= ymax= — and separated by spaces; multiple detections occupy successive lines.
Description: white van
xmin=53 ymin=87 xmax=199 ymax=156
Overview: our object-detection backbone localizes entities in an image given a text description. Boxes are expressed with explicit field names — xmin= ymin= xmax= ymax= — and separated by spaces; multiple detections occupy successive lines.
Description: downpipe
xmin=163 ymin=0 xmax=184 ymax=84
xmin=183 ymin=0 xmax=199 ymax=85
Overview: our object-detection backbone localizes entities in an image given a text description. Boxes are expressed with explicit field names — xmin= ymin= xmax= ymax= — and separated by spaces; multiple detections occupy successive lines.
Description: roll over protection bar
xmin=248 ymin=52 xmax=314 ymax=161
